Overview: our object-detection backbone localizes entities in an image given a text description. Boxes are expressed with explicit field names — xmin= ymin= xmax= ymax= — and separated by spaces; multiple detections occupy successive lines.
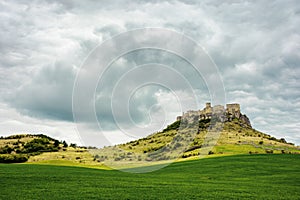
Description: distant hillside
xmin=0 ymin=134 xmax=64 ymax=163
xmin=0 ymin=134 xmax=100 ymax=166
xmin=92 ymin=103 xmax=300 ymax=166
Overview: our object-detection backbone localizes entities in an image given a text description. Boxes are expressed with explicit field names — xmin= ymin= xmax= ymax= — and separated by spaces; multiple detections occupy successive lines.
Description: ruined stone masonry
xmin=177 ymin=103 xmax=251 ymax=127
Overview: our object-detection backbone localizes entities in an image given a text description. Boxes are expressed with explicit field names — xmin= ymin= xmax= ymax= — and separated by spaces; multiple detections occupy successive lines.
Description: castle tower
xmin=206 ymin=102 xmax=211 ymax=108
xmin=226 ymin=103 xmax=241 ymax=118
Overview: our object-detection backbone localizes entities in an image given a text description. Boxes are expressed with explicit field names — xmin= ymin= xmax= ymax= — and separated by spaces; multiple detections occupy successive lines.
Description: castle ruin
xmin=177 ymin=103 xmax=251 ymax=127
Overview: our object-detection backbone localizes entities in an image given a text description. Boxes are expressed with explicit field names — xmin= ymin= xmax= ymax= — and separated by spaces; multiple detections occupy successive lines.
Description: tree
xmin=54 ymin=140 xmax=60 ymax=147
xmin=279 ymin=138 xmax=287 ymax=143
xmin=70 ymin=143 xmax=77 ymax=148
xmin=62 ymin=141 xmax=68 ymax=148
xmin=0 ymin=145 xmax=13 ymax=154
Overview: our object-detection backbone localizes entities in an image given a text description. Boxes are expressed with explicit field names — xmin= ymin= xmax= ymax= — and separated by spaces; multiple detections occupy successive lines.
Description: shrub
xmin=208 ymin=151 xmax=214 ymax=155
xmin=54 ymin=140 xmax=60 ymax=147
xmin=162 ymin=120 xmax=181 ymax=132
xmin=62 ymin=141 xmax=68 ymax=148
xmin=114 ymin=157 xmax=121 ymax=161
xmin=279 ymin=138 xmax=287 ymax=143
xmin=259 ymin=141 xmax=263 ymax=145
xmin=0 ymin=154 xmax=28 ymax=163
xmin=265 ymin=149 xmax=273 ymax=154
xmin=70 ymin=143 xmax=77 ymax=148
xmin=0 ymin=145 xmax=14 ymax=154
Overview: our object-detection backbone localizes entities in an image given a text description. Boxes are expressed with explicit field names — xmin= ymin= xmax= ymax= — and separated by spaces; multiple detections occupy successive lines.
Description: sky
xmin=0 ymin=0 xmax=299 ymax=146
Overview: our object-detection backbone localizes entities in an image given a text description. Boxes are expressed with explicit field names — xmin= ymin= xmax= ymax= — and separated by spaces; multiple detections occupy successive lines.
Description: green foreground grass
xmin=0 ymin=154 xmax=299 ymax=199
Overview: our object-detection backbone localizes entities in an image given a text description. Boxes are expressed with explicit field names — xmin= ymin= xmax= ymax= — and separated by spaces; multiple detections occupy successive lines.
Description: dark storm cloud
xmin=11 ymin=61 xmax=76 ymax=121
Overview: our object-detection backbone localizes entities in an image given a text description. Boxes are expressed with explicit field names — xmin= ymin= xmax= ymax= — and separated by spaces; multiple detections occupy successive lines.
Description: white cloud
xmin=0 ymin=103 xmax=81 ymax=145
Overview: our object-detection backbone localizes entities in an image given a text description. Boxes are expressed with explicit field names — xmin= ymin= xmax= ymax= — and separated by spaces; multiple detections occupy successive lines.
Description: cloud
xmin=0 ymin=103 xmax=81 ymax=145
xmin=0 ymin=0 xmax=299 ymax=145
xmin=10 ymin=60 xmax=76 ymax=121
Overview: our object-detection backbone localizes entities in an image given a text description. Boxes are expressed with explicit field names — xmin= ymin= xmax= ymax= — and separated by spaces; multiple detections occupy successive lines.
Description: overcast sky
xmin=0 ymin=0 xmax=299 ymax=146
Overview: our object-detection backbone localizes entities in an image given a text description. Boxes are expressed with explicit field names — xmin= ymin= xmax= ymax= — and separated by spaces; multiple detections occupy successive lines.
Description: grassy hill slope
xmin=0 ymin=154 xmax=299 ymax=199
xmin=1 ymin=116 xmax=299 ymax=167
xmin=92 ymin=117 xmax=300 ymax=167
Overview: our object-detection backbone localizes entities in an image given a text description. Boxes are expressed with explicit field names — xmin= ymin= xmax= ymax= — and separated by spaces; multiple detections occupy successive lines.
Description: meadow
xmin=0 ymin=154 xmax=299 ymax=199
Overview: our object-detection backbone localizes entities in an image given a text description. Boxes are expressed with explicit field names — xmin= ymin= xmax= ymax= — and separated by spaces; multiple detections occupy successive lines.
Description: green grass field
xmin=0 ymin=154 xmax=299 ymax=199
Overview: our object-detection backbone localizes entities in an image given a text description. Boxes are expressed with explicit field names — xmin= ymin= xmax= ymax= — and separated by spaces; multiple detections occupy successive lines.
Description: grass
xmin=0 ymin=154 xmax=299 ymax=199
xmin=26 ymin=159 xmax=111 ymax=170
xmin=27 ymin=148 xmax=94 ymax=163
xmin=213 ymin=144 xmax=267 ymax=154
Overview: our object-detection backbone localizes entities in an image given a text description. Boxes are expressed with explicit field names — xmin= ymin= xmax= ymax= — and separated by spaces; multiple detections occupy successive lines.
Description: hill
xmin=92 ymin=103 xmax=300 ymax=168
xmin=0 ymin=134 xmax=110 ymax=167
xmin=0 ymin=154 xmax=299 ymax=199
xmin=0 ymin=134 xmax=63 ymax=163
xmin=0 ymin=134 xmax=94 ymax=165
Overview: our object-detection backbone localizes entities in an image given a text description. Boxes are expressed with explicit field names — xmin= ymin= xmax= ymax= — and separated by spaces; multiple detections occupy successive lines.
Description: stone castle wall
xmin=177 ymin=102 xmax=251 ymax=127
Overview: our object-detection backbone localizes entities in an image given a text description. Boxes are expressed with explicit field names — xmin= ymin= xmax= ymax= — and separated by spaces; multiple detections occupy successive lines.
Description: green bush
xmin=162 ymin=120 xmax=181 ymax=132
xmin=22 ymin=138 xmax=59 ymax=154
xmin=0 ymin=154 xmax=28 ymax=163
xmin=208 ymin=151 xmax=214 ymax=155
xmin=279 ymin=138 xmax=287 ymax=143
xmin=0 ymin=145 xmax=14 ymax=154
xmin=70 ymin=143 xmax=77 ymax=148
xmin=265 ymin=149 xmax=273 ymax=154
xmin=199 ymin=119 xmax=211 ymax=129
